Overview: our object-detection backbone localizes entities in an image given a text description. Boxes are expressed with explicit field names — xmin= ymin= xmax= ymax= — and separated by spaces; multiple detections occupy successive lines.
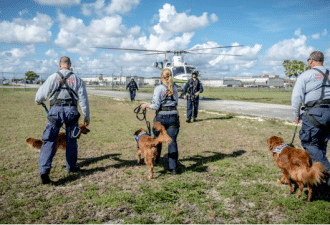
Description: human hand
xmin=141 ymin=103 xmax=148 ymax=110
xmin=195 ymin=92 xmax=200 ymax=96
xmin=84 ymin=119 xmax=90 ymax=127
xmin=294 ymin=116 xmax=301 ymax=124
xmin=183 ymin=95 xmax=186 ymax=100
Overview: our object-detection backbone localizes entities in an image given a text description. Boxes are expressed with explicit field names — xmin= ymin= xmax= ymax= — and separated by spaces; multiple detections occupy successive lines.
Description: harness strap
xmin=303 ymin=68 xmax=330 ymax=128
xmin=313 ymin=68 xmax=330 ymax=101
xmin=135 ymin=131 xmax=151 ymax=148
xmin=49 ymin=71 xmax=78 ymax=107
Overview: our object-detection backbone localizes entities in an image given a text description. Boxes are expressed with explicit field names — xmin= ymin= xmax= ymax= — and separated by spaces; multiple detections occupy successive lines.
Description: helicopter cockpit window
xmin=186 ymin=66 xmax=196 ymax=74
xmin=172 ymin=67 xmax=185 ymax=76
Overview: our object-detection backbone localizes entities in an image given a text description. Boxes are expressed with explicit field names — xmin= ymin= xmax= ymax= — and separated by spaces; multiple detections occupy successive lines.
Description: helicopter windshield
xmin=172 ymin=66 xmax=185 ymax=76
xmin=186 ymin=66 xmax=196 ymax=74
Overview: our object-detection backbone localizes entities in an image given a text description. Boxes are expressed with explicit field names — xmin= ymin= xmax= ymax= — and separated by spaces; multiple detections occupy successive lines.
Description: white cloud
xmin=105 ymin=0 xmax=140 ymax=15
xmin=81 ymin=0 xmax=105 ymax=17
xmin=45 ymin=49 xmax=59 ymax=59
xmin=294 ymin=28 xmax=301 ymax=36
xmin=311 ymin=33 xmax=320 ymax=39
xmin=322 ymin=28 xmax=328 ymax=36
xmin=210 ymin=13 xmax=218 ymax=22
xmin=265 ymin=35 xmax=313 ymax=62
xmin=153 ymin=4 xmax=212 ymax=35
xmin=0 ymin=13 xmax=53 ymax=44
xmin=18 ymin=9 xmax=29 ymax=16
xmin=55 ymin=12 xmax=134 ymax=55
xmin=34 ymin=0 xmax=81 ymax=6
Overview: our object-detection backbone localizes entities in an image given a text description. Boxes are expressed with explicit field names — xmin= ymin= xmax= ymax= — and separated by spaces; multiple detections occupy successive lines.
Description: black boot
xmin=40 ymin=173 xmax=52 ymax=184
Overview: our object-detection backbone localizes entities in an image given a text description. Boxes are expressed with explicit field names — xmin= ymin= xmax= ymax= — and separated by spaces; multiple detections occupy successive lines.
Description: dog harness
xmin=273 ymin=143 xmax=289 ymax=154
xmin=135 ymin=132 xmax=151 ymax=148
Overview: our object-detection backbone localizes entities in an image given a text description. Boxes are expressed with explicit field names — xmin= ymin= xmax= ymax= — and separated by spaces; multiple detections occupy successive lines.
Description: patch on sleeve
xmin=273 ymin=143 xmax=289 ymax=154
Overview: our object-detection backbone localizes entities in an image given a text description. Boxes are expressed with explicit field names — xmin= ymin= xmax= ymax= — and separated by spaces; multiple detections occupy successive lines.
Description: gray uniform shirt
xmin=150 ymin=84 xmax=179 ymax=115
xmin=35 ymin=69 xmax=90 ymax=120
xmin=291 ymin=66 xmax=330 ymax=117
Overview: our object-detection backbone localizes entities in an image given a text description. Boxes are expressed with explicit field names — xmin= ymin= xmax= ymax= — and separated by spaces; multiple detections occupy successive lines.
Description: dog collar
xmin=135 ymin=132 xmax=151 ymax=148
xmin=273 ymin=143 xmax=289 ymax=154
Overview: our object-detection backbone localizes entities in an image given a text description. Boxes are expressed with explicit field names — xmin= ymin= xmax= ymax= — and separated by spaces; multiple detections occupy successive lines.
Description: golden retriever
xmin=134 ymin=121 xmax=171 ymax=179
xmin=26 ymin=124 xmax=90 ymax=157
xmin=267 ymin=136 xmax=326 ymax=201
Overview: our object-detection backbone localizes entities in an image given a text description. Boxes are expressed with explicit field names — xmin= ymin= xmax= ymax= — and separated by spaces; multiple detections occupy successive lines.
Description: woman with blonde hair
xmin=141 ymin=68 xmax=180 ymax=174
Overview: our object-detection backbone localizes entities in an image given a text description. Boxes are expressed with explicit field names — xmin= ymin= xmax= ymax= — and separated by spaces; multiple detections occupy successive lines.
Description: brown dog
xmin=26 ymin=124 xmax=90 ymax=157
xmin=134 ymin=121 xmax=171 ymax=179
xmin=267 ymin=136 xmax=326 ymax=201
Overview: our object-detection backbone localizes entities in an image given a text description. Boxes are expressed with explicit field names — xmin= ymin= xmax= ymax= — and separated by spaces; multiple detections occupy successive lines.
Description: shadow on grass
xmin=178 ymin=150 xmax=246 ymax=173
xmin=52 ymin=150 xmax=245 ymax=185
xmin=53 ymin=153 xmax=138 ymax=185
xmin=193 ymin=115 xmax=235 ymax=122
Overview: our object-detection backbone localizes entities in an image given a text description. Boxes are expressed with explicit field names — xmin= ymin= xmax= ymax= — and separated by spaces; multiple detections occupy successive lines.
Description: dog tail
xmin=153 ymin=121 xmax=172 ymax=145
xmin=25 ymin=137 xmax=43 ymax=149
xmin=302 ymin=162 xmax=327 ymax=186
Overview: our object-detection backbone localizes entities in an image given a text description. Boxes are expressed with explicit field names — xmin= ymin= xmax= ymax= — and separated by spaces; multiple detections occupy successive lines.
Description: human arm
xmin=77 ymin=79 xmax=90 ymax=126
xmin=291 ymin=76 xmax=306 ymax=118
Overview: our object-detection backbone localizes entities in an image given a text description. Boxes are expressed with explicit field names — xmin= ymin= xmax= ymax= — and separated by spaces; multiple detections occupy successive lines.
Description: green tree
xmin=283 ymin=60 xmax=309 ymax=78
xmin=25 ymin=71 xmax=39 ymax=81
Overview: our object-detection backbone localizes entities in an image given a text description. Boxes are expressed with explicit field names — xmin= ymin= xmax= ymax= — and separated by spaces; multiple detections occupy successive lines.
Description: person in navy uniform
xmin=126 ymin=78 xmax=139 ymax=101
xmin=291 ymin=51 xmax=330 ymax=186
xmin=35 ymin=56 xmax=90 ymax=184
xmin=141 ymin=68 xmax=180 ymax=175
xmin=182 ymin=71 xmax=203 ymax=122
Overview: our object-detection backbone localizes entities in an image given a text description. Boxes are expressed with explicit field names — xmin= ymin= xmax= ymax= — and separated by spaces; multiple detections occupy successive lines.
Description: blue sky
xmin=0 ymin=0 xmax=329 ymax=78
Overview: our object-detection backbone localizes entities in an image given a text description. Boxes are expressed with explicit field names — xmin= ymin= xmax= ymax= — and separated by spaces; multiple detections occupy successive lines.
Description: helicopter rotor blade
xmin=188 ymin=45 xmax=244 ymax=51
xmin=93 ymin=47 xmax=166 ymax=53
xmin=186 ymin=52 xmax=243 ymax=56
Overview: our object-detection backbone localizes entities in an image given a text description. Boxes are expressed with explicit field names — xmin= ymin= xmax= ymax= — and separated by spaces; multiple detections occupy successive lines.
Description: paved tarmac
xmin=87 ymin=88 xmax=294 ymax=121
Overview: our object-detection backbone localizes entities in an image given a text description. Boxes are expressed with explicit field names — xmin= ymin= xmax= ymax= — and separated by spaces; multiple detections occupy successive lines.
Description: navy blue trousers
xmin=153 ymin=114 xmax=180 ymax=171
xmin=129 ymin=89 xmax=136 ymax=101
xmin=39 ymin=106 xmax=80 ymax=173
xmin=186 ymin=98 xmax=199 ymax=119
xmin=300 ymin=107 xmax=330 ymax=173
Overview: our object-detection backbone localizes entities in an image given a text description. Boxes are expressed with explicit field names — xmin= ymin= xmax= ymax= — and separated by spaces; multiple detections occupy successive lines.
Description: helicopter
xmin=93 ymin=45 xmax=243 ymax=82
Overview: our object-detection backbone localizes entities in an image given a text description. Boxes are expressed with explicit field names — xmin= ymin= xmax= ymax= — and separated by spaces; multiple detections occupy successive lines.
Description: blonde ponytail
xmin=161 ymin=68 xmax=174 ymax=96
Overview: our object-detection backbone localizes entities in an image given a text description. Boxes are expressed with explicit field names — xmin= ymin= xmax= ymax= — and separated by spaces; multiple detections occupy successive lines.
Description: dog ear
xmin=134 ymin=128 xmax=143 ymax=136
xmin=267 ymin=136 xmax=284 ymax=151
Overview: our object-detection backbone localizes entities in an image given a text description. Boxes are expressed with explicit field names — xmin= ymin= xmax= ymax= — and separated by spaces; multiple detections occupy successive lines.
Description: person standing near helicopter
xmin=141 ymin=68 xmax=180 ymax=175
xmin=182 ymin=71 xmax=204 ymax=122
xmin=126 ymin=78 xmax=139 ymax=101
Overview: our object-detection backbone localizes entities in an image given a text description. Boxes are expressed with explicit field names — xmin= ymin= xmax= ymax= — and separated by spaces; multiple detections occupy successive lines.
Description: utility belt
xmin=158 ymin=106 xmax=177 ymax=111
xmin=305 ymin=99 xmax=330 ymax=108
xmin=50 ymin=99 xmax=77 ymax=107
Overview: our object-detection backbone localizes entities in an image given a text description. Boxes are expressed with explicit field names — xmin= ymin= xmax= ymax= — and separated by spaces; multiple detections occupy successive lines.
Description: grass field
xmin=1 ymin=89 xmax=330 ymax=224
xmin=89 ymin=85 xmax=293 ymax=105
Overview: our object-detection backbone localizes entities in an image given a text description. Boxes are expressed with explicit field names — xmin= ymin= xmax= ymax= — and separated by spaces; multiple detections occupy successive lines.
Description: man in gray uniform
xmin=35 ymin=56 xmax=90 ymax=184
xmin=291 ymin=51 xmax=330 ymax=186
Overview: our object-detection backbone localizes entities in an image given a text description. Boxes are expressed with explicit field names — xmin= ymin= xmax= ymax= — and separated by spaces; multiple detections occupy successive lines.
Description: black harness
xmin=47 ymin=71 xmax=80 ymax=128
xmin=157 ymin=91 xmax=177 ymax=113
xmin=187 ymin=78 xmax=200 ymax=101
xmin=303 ymin=68 xmax=330 ymax=128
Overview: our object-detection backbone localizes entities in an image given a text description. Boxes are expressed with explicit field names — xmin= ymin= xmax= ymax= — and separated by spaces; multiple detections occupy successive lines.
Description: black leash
xmin=288 ymin=122 xmax=299 ymax=147
xmin=134 ymin=104 xmax=151 ymax=134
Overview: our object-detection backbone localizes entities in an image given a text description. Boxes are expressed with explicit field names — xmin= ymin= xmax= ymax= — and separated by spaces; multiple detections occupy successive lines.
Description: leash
xmin=40 ymin=102 xmax=65 ymax=130
xmin=134 ymin=104 xmax=151 ymax=134
xmin=288 ymin=122 xmax=299 ymax=147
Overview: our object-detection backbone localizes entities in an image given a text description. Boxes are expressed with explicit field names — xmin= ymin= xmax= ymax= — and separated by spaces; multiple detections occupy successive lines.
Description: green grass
xmin=0 ymin=88 xmax=329 ymax=224
xmin=88 ymin=84 xmax=293 ymax=104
